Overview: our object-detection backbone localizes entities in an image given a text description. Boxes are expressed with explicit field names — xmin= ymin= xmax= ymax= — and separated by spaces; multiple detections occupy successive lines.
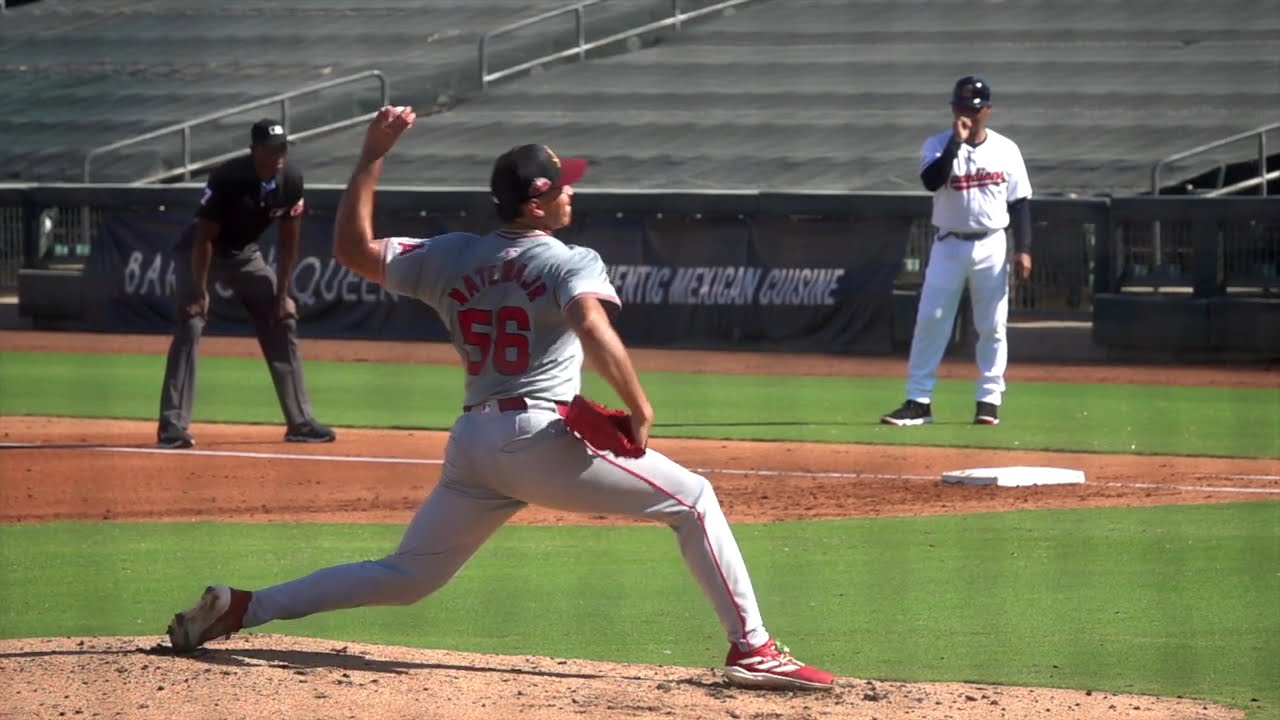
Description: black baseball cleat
xmin=881 ymin=400 xmax=933 ymax=426
xmin=974 ymin=401 xmax=1000 ymax=425
xmin=156 ymin=431 xmax=195 ymax=449
xmin=284 ymin=420 xmax=337 ymax=443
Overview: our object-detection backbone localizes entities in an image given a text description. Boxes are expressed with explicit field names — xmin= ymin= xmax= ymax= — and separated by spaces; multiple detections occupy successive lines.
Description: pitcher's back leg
xmin=244 ymin=478 xmax=525 ymax=626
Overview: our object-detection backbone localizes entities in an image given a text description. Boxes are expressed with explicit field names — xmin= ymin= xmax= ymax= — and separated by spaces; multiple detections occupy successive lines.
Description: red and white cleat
xmin=723 ymin=638 xmax=835 ymax=691
xmin=166 ymin=584 xmax=252 ymax=653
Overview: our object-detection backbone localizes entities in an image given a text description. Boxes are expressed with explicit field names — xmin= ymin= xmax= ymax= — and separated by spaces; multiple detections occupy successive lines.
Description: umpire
xmin=156 ymin=118 xmax=335 ymax=449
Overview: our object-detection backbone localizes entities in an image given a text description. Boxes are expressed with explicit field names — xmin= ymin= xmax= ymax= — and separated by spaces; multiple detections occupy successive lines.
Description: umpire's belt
xmin=463 ymin=396 xmax=570 ymax=415
xmin=937 ymin=229 xmax=995 ymax=241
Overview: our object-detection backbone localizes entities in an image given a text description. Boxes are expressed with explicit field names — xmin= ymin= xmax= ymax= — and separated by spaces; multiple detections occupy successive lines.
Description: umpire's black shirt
xmin=194 ymin=154 xmax=305 ymax=257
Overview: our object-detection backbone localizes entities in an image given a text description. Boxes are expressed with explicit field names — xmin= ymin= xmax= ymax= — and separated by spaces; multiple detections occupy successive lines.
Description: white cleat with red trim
xmin=723 ymin=638 xmax=835 ymax=690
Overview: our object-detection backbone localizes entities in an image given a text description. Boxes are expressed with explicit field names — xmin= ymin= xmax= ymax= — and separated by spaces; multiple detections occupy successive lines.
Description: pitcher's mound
xmin=0 ymin=634 xmax=1242 ymax=719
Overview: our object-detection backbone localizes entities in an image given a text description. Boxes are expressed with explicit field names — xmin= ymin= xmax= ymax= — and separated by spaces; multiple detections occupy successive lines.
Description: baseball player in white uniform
xmin=165 ymin=106 xmax=835 ymax=691
xmin=882 ymin=75 xmax=1032 ymax=427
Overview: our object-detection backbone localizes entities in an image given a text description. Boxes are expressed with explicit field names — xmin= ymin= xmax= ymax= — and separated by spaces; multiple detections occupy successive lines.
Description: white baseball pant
xmin=906 ymin=229 xmax=1009 ymax=405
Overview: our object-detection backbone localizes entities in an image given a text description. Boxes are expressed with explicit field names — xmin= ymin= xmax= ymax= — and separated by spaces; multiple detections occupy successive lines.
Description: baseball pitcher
xmin=165 ymin=106 xmax=836 ymax=691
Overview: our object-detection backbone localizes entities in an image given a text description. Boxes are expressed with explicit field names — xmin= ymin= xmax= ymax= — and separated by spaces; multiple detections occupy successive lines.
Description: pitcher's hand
xmin=629 ymin=405 xmax=654 ymax=450
xmin=953 ymin=115 xmax=972 ymax=143
xmin=361 ymin=105 xmax=417 ymax=162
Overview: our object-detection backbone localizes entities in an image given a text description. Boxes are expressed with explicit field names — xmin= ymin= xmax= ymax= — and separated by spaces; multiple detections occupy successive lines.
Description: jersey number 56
xmin=458 ymin=306 xmax=531 ymax=376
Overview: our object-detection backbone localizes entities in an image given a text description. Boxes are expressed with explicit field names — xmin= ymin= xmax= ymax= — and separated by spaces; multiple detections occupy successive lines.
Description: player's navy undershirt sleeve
xmin=1008 ymin=198 xmax=1032 ymax=254
xmin=920 ymin=137 xmax=963 ymax=192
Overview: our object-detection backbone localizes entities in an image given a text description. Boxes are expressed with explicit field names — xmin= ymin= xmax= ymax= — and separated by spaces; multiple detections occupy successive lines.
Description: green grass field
xmin=1 ymin=351 xmax=1277 ymax=457
xmin=0 ymin=505 xmax=1277 ymax=716
xmin=1 ymin=348 xmax=1278 ymax=717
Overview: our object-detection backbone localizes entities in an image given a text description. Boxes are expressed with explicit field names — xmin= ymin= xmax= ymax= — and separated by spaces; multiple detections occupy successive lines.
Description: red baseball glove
xmin=564 ymin=395 xmax=646 ymax=459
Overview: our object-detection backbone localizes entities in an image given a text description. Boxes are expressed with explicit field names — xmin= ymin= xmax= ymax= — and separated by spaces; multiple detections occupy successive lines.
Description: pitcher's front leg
xmin=492 ymin=437 xmax=767 ymax=650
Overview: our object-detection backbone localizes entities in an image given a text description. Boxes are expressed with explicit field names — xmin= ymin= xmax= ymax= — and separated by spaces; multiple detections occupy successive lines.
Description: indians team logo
xmin=950 ymin=168 xmax=1007 ymax=191
xmin=544 ymin=146 xmax=561 ymax=169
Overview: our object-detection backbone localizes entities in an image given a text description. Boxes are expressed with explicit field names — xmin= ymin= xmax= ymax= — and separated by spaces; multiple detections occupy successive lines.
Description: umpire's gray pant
xmin=157 ymin=242 xmax=315 ymax=438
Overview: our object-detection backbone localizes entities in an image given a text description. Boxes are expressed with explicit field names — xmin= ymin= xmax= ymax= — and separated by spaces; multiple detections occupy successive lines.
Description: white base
xmin=941 ymin=466 xmax=1085 ymax=487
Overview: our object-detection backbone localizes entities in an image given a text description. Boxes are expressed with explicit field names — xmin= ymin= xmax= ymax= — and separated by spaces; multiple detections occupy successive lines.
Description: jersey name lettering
xmin=446 ymin=259 xmax=548 ymax=307
xmin=949 ymin=169 xmax=1007 ymax=191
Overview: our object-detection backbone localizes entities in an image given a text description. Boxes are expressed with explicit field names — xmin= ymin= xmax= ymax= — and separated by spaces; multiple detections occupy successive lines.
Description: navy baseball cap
xmin=951 ymin=76 xmax=992 ymax=109
xmin=490 ymin=144 xmax=588 ymax=211
xmin=250 ymin=118 xmax=289 ymax=148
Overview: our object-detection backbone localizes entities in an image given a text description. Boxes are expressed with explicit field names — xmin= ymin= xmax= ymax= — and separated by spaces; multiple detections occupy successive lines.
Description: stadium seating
xmin=2 ymin=0 xmax=1276 ymax=194
xmin=0 ymin=0 xmax=578 ymax=181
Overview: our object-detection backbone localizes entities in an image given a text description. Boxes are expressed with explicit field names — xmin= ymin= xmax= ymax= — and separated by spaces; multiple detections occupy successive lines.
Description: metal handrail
xmin=83 ymin=70 xmax=390 ymax=183
xmin=480 ymin=0 xmax=604 ymax=88
xmin=479 ymin=0 xmax=756 ymax=89
xmin=1151 ymin=121 xmax=1279 ymax=196
xmin=1205 ymin=168 xmax=1280 ymax=197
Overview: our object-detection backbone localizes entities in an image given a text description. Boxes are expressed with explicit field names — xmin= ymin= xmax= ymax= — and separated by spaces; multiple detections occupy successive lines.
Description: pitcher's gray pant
xmin=244 ymin=400 xmax=772 ymax=651
xmin=157 ymin=244 xmax=315 ymax=438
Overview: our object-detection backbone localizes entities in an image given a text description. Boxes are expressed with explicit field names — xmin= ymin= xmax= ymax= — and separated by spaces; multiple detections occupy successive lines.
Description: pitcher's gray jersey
xmin=381 ymin=229 xmax=620 ymax=407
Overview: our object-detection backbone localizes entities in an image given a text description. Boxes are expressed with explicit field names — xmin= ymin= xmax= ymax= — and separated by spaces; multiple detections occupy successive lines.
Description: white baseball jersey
xmin=380 ymin=228 xmax=620 ymax=407
xmin=921 ymin=128 xmax=1031 ymax=232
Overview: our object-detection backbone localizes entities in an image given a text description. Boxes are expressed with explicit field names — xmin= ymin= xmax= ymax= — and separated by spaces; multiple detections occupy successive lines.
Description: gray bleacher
xmin=304 ymin=0 xmax=1278 ymax=195
xmin=3 ymin=0 xmax=1277 ymax=194
xmin=0 ymin=0 xmax=590 ymax=182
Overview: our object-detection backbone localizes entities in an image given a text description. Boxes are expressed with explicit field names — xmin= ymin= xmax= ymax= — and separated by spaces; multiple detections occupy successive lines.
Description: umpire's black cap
xmin=490 ymin=144 xmax=588 ymax=214
xmin=250 ymin=118 xmax=290 ymax=148
xmin=951 ymin=76 xmax=992 ymax=108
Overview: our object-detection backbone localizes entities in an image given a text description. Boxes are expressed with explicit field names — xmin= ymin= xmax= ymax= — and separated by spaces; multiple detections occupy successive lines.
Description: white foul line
xmin=1196 ymin=473 xmax=1280 ymax=481
xmin=690 ymin=467 xmax=937 ymax=481
xmin=1103 ymin=482 xmax=1280 ymax=495
xmin=2 ymin=442 xmax=1277 ymax=494
xmin=0 ymin=442 xmax=443 ymax=465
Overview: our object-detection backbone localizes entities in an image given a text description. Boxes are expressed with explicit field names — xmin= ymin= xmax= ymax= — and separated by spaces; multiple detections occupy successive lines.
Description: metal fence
xmin=0 ymin=207 xmax=22 ymax=290
xmin=1 ymin=185 xmax=1275 ymax=309
xmin=1100 ymin=197 xmax=1280 ymax=299
xmin=1223 ymin=219 xmax=1280 ymax=294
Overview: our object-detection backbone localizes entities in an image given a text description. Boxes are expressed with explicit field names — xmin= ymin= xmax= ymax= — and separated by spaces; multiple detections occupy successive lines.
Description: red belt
xmin=463 ymin=397 xmax=570 ymax=416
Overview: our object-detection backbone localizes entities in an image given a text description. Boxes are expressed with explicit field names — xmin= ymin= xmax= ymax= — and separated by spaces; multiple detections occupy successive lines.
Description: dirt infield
xmin=1 ymin=330 xmax=1273 ymax=719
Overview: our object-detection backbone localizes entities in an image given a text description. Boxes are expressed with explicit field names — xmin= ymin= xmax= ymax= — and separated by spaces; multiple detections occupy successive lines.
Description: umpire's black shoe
xmin=285 ymin=420 xmax=337 ymax=443
xmin=156 ymin=431 xmax=195 ymax=449
xmin=881 ymin=400 xmax=933 ymax=426
xmin=974 ymin=401 xmax=1000 ymax=425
